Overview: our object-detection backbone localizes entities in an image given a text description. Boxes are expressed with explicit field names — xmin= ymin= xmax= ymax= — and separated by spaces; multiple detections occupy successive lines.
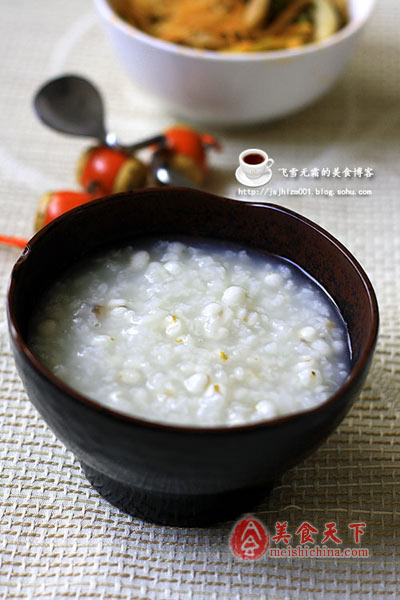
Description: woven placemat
xmin=0 ymin=1 xmax=399 ymax=598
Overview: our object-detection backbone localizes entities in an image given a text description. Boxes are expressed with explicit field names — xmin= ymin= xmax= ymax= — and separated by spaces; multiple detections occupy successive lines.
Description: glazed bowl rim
xmin=7 ymin=190 xmax=379 ymax=434
xmin=93 ymin=0 xmax=376 ymax=63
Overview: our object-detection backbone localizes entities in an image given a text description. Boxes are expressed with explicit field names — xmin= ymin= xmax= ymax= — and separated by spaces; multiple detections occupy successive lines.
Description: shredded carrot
xmin=0 ymin=234 xmax=28 ymax=249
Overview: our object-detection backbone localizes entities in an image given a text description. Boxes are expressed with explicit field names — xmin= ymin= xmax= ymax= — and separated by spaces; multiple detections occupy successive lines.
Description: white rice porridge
xmin=29 ymin=239 xmax=351 ymax=426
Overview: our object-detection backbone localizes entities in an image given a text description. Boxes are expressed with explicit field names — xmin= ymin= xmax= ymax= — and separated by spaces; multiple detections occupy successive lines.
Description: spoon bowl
xmin=34 ymin=75 xmax=108 ymax=142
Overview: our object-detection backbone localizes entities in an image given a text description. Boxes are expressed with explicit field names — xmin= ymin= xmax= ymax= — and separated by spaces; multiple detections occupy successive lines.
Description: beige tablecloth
xmin=0 ymin=2 xmax=399 ymax=598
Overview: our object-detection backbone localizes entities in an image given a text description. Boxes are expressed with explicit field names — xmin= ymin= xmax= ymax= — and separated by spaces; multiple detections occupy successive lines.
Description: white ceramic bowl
xmin=93 ymin=0 xmax=376 ymax=125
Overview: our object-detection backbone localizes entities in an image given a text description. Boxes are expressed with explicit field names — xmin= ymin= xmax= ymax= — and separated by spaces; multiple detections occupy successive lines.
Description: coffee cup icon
xmin=236 ymin=149 xmax=274 ymax=186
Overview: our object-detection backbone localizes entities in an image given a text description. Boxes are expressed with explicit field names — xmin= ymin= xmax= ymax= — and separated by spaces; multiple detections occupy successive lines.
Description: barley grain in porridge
xmin=29 ymin=239 xmax=351 ymax=426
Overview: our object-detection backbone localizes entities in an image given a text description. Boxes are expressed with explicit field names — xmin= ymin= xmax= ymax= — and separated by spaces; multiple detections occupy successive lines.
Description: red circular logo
xmin=229 ymin=515 xmax=269 ymax=561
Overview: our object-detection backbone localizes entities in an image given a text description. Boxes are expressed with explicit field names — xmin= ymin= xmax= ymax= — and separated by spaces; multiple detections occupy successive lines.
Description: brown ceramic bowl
xmin=7 ymin=188 xmax=379 ymax=526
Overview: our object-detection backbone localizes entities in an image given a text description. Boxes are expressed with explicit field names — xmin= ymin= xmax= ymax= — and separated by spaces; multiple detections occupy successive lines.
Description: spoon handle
xmin=122 ymin=134 xmax=166 ymax=153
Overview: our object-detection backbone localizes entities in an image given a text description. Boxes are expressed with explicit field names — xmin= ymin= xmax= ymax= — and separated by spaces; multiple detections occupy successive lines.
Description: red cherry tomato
xmin=164 ymin=126 xmax=207 ymax=173
xmin=78 ymin=147 xmax=128 ymax=194
xmin=35 ymin=190 xmax=96 ymax=231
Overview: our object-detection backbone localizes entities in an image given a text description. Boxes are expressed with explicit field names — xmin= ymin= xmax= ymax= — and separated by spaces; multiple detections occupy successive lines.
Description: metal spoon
xmin=150 ymin=148 xmax=195 ymax=187
xmin=33 ymin=74 xmax=164 ymax=152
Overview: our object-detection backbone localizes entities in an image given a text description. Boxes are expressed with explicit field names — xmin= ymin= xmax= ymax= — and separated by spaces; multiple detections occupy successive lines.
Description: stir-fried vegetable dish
xmin=112 ymin=0 xmax=348 ymax=52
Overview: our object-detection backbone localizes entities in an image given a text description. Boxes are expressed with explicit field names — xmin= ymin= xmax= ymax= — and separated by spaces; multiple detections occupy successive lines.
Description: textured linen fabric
xmin=0 ymin=1 xmax=399 ymax=598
